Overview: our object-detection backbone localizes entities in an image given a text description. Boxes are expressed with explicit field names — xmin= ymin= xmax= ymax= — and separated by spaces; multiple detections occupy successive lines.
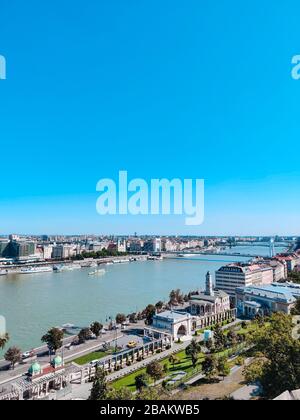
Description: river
xmin=0 ymin=244 xmax=287 ymax=354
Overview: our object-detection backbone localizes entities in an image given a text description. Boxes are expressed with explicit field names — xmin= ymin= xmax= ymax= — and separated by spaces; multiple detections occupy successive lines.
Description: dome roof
xmin=28 ymin=362 xmax=41 ymax=376
xmin=52 ymin=355 xmax=63 ymax=367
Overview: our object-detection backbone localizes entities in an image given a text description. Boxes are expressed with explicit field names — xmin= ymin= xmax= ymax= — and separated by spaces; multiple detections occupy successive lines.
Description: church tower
xmin=205 ymin=271 xmax=214 ymax=296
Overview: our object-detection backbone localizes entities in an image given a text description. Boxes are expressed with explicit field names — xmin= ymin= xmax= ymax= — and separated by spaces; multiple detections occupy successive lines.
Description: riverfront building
xmin=236 ymin=283 xmax=300 ymax=318
xmin=189 ymin=272 xmax=236 ymax=329
xmin=215 ymin=263 xmax=274 ymax=297
xmin=145 ymin=310 xmax=193 ymax=342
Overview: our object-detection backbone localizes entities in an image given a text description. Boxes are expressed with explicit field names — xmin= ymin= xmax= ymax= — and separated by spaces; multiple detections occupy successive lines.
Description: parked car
xmin=89 ymin=360 xmax=99 ymax=368
xmin=22 ymin=351 xmax=35 ymax=360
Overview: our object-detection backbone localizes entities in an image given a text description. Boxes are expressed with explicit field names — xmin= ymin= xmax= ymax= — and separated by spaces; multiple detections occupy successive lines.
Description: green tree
xmin=78 ymin=328 xmax=92 ymax=344
xmin=155 ymin=301 xmax=164 ymax=312
xmin=169 ymin=354 xmax=180 ymax=369
xmin=291 ymin=298 xmax=300 ymax=315
xmin=227 ymin=330 xmax=238 ymax=348
xmin=0 ymin=332 xmax=9 ymax=351
xmin=202 ymin=355 xmax=218 ymax=380
xmin=245 ymin=313 xmax=300 ymax=399
xmin=185 ymin=339 xmax=202 ymax=369
xmin=146 ymin=361 xmax=164 ymax=384
xmin=116 ymin=313 xmax=126 ymax=325
xmin=243 ymin=359 xmax=265 ymax=384
xmin=213 ymin=324 xmax=226 ymax=352
xmin=217 ymin=356 xmax=230 ymax=380
xmin=4 ymin=346 xmax=22 ymax=370
xmin=144 ymin=305 xmax=156 ymax=325
xmin=135 ymin=386 xmax=160 ymax=400
xmin=90 ymin=322 xmax=103 ymax=339
xmin=106 ymin=387 xmax=134 ymax=400
xmin=41 ymin=327 xmax=64 ymax=354
xmin=135 ymin=373 xmax=149 ymax=392
xmin=89 ymin=368 xmax=108 ymax=400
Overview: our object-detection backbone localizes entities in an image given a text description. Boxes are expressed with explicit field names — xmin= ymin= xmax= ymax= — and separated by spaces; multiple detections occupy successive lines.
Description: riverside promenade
xmin=0 ymin=330 xmax=124 ymax=386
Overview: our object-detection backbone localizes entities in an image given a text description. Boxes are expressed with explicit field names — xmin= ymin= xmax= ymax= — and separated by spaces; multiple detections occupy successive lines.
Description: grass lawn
xmin=112 ymin=349 xmax=204 ymax=391
xmin=73 ymin=350 xmax=109 ymax=365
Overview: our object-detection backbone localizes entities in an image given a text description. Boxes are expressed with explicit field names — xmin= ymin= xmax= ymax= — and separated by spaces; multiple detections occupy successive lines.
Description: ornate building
xmin=189 ymin=272 xmax=236 ymax=328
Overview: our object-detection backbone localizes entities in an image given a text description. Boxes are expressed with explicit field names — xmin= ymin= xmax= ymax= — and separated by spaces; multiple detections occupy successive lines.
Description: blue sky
xmin=0 ymin=0 xmax=300 ymax=235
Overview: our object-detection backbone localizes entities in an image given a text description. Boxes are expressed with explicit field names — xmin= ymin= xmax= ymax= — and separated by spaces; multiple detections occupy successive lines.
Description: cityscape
xmin=0 ymin=234 xmax=300 ymax=400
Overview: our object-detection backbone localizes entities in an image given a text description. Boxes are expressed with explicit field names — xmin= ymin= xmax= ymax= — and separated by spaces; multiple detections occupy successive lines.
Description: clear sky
xmin=0 ymin=0 xmax=300 ymax=236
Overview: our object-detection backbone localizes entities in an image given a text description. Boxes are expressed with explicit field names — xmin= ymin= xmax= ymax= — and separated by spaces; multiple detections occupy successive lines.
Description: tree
xmin=0 ymin=333 xmax=9 ymax=350
xmin=213 ymin=324 xmax=226 ymax=351
xmin=146 ymin=361 xmax=164 ymax=384
xmin=291 ymin=298 xmax=300 ymax=315
xmin=78 ymin=328 xmax=92 ymax=344
xmin=4 ymin=346 xmax=22 ymax=370
xmin=41 ymin=327 xmax=64 ymax=354
xmin=116 ymin=313 xmax=126 ymax=325
xmin=169 ymin=354 xmax=180 ymax=369
xmin=227 ymin=330 xmax=238 ymax=348
xmin=185 ymin=339 xmax=202 ymax=369
xmin=144 ymin=305 xmax=156 ymax=325
xmin=89 ymin=368 xmax=108 ymax=400
xmin=128 ymin=313 xmax=137 ymax=323
xmin=245 ymin=313 xmax=300 ymax=399
xmin=135 ymin=386 xmax=160 ymax=400
xmin=135 ymin=373 xmax=149 ymax=392
xmin=202 ymin=355 xmax=218 ymax=380
xmin=243 ymin=359 xmax=265 ymax=384
xmin=90 ymin=322 xmax=103 ymax=339
xmin=217 ymin=356 xmax=230 ymax=380
xmin=106 ymin=387 xmax=134 ymax=400
xmin=169 ymin=289 xmax=184 ymax=306
xmin=155 ymin=301 xmax=164 ymax=312
xmin=205 ymin=338 xmax=214 ymax=353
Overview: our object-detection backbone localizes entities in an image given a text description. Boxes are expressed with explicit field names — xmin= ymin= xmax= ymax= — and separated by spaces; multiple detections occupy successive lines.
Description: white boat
xmin=0 ymin=270 xmax=7 ymax=276
xmin=88 ymin=269 xmax=106 ymax=276
xmin=53 ymin=264 xmax=81 ymax=272
xmin=20 ymin=266 xmax=53 ymax=274
xmin=112 ymin=259 xmax=130 ymax=264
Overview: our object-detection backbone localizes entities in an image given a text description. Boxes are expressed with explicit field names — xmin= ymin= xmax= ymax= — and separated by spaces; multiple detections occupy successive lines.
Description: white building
xmin=215 ymin=263 xmax=274 ymax=297
xmin=43 ymin=245 xmax=53 ymax=260
xmin=144 ymin=310 xmax=192 ymax=342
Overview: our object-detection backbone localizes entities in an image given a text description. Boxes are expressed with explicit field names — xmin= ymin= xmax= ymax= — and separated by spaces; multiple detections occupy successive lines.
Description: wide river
xmin=0 ymin=244 xmax=287 ymax=355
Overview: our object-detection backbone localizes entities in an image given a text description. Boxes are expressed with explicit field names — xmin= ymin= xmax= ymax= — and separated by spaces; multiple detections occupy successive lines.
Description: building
xmin=236 ymin=283 xmax=300 ymax=318
xmin=43 ymin=245 xmax=53 ymax=260
xmin=215 ymin=263 xmax=274 ymax=297
xmin=0 ymin=240 xmax=9 ymax=257
xmin=52 ymin=245 xmax=75 ymax=260
xmin=117 ymin=239 xmax=126 ymax=253
xmin=264 ymin=259 xmax=287 ymax=282
xmin=144 ymin=310 xmax=192 ymax=342
xmin=143 ymin=238 xmax=161 ymax=253
xmin=276 ymin=254 xmax=299 ymax=272
xmin=189 ymin=272 xmax=236 ymax=329
xmin=274 ymin=389 xmax=300 ymax=401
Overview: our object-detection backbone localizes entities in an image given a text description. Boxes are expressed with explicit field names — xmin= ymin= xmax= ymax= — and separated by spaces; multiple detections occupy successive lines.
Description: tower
xmin=205 ymin=271 xmax=214 ymax=296
xmin=269 ymin=238 xmax=275 ymax=258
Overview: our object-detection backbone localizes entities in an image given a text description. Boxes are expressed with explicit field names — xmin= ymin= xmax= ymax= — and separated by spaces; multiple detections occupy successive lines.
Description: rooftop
xmin=154 ymin=310 xmax=190 ymax=321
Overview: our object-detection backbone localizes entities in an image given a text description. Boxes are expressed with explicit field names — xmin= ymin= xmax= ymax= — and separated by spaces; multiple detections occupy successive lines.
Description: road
xmin=0 ymin=329 xmax=126 ymax=385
